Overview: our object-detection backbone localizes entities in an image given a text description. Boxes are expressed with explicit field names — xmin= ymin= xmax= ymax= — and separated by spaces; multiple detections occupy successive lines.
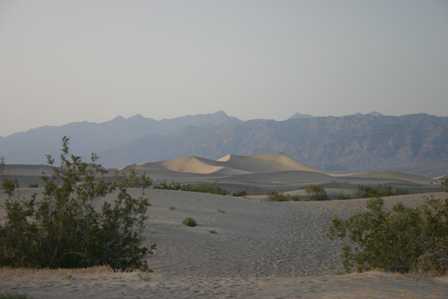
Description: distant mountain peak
xmin=367 ymin=111 xmax=383 ymax=117
xmin=129 ymin=114 xmax=145 ymax=119
xmin=111 ymin=115 xmax=126 ymax=122
xmin=289 ymin=113 xmax=313 ymax=120
xmin=213 ymin=110 xmax=228 ymax=117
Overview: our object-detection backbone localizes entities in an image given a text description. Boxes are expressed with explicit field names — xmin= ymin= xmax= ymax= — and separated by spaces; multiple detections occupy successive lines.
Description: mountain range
xmin=1 ymin=111 xmax=448 ymax=176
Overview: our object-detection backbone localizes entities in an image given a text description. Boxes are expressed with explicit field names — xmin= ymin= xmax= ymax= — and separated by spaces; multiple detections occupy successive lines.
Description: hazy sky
xmin=1 ymin=0 xmax=447 ymax=136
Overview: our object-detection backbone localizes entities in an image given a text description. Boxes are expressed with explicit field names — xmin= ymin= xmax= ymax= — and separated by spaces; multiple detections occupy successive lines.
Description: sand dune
xmin=118 ymin=154 xmax=439 ymax=195
xmin=159 ymin=156 xmax=224 ymax=174
xmin=217 ymin=154 xmax=318 ymax=173
xmin=128 ymin=153 xmax=318 ymax=176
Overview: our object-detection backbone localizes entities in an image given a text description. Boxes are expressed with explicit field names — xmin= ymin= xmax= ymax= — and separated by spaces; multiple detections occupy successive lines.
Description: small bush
xmin=356 ymin=184 xmax=408 ymax=198
xmin=329 ymin=197 xmax=448 ymax=274
xmin=154 ymin=181 xmax=228 ymax=195
xmin=304 ymin=185 xmax=328 ymax=201
xmin=232 ymin=191 xmax=248 ymax=197
xmin=182 ymin=217 xmax=197 ymax=227
xmin=332 ymin=193 xmax=354 ymax=200
xmin=269 ymin=191 xmax=327 ymax=202
xmin=1 ymin=179 xmax=18 ymax=196
xmin=269 ymin=192 xmax=295 ymax=202
xmin=0 ymin=137 xmax=155 ymax=271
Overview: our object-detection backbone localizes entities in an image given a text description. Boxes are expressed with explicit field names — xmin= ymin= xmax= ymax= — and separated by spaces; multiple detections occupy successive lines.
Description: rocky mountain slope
xmin=1 ymin=112 xmax=447 ymax=175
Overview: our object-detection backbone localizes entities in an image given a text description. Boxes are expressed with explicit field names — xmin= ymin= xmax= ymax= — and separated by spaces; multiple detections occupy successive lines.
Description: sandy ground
xmin=1 ymin=190 xmax=448 ymax=298
xmin=1 ymin=268 xmax=447 ymax=298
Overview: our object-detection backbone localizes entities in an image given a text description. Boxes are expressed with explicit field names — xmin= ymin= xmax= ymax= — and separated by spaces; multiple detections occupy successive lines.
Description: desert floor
xmin=1 ymin=190 xmax=448 ymax=298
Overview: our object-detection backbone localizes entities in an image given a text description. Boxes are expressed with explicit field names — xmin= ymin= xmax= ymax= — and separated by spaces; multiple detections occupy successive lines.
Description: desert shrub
xmin=186 ymin=183 xmax=228 ymax=195
xmin=329 ymin=197 xmax=448 ymax=274
xmin=332 ymin=193 xmax=354 ymax=200
xmin=0 ymin=137 xmax=155 ymax=271
xmin=269 ymin=192 xmax=303 ymax=202
xmin=182 ymin=217 xmax=197 ymax=227
xmin=154 ymin=181 xmax=228 ymax=195
xmin=269 ymin=192 xmax=291 ymax=201
xmin=232 ymin=191 xmax=248 ymax=197
xmin=118 ymin=169 xmax=152 ymax=188
xmin=304 ymin=185 xmax=328 ymax=201
xmin=356 ymin=185 xmax=408 ymax=198
xmin=1 ymin=179 xmax=17 ymax=196
xmin=0 ymin=294 xmax=31 ymax=299
xmin=154 ymin=181 xmax=182 ymax=190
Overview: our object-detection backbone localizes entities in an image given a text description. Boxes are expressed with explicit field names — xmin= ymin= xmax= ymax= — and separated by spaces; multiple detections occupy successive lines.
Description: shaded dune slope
xmin=217 ymin=154 xmax=318 ymax=173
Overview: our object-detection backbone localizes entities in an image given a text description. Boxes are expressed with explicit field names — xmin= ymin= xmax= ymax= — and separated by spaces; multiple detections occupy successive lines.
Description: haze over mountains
xmin=1 ymin=111 xmax=448 ymax=176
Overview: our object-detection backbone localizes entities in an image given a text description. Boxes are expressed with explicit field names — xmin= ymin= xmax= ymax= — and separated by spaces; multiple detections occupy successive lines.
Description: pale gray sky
xmin=1 ymin=0 xmax=447 ymax=136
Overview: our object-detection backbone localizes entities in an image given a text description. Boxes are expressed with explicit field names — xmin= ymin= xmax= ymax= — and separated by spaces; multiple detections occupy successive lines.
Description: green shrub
xmin=154 ymin=181 xmax=228 ymax=195
xmin=332 ymin=193 xmax=354 ymax=200
xmin=356 ymin=185 xmax=408 ymax=198
xmin=0 ymin=137 xmax=155 ymax=271
xmin=232 ymin=191 xmax=248 ymax=197
xmin=304 ymin=185 xmax=328 ymax=201
xmin=1 ymin=179 xmax=17 ymax=196
xmin=329 ymin=197 xmax=448 ymax=274
xmin=269 ymin=192 xmax=294 ymax=201
xmin=268 ymin=192 xmax=304 ymax=202
xmin=182 ymin=217 xmax=197 ymax=227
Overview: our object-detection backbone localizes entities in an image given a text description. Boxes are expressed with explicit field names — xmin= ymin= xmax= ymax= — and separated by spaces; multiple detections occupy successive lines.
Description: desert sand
xmin=134 ymin=154 xmax=318 ymax=176
xmin=1 ymin=190 xmax=448 ymax=298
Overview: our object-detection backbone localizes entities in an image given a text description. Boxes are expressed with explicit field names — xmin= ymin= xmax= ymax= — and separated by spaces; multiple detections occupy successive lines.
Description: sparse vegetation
xmin=269 ymin=187 xmax=329 ymax=202
xmin=182 ymin=217 xmax=197 ymax=227
xmin=356 ymin=184 xmax=408 ymax=198
xmin=1 ymin=179 xmax=17 ymax=196
xmin=154 ymin=181 xmax=228 ymax=195
xmin=329 ymin=197 xmax=448 ymax=275
xmin=304 ymin=185 xmax=328 ymax=201
xmin=332 ymin=193 xmax=353 ymax=200
xmin=0 ymin=137 xmax=155 ymax=271
xmin=269 ymin=192 xmax=300 ymax=202
xmin=232 ymin=191 xmax=248 ymax=197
